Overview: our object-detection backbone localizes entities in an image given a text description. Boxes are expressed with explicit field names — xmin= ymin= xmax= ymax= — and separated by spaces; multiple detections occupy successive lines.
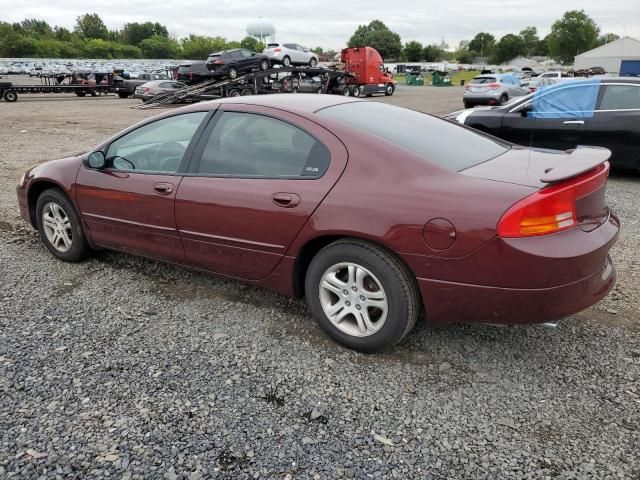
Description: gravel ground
xmin=0 ymin=79 xmax=639 ymax=479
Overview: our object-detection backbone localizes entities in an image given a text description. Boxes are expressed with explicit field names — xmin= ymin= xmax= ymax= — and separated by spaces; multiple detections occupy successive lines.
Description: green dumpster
xmin=405 ymin=71 xmax=424 ymax=86
xmin=432 ymin=71 xmax=452 ymax=87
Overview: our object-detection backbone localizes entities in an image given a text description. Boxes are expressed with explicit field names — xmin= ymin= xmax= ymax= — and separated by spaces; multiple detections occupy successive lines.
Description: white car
xmin=263 ymin=43 xmax=318 ymax=68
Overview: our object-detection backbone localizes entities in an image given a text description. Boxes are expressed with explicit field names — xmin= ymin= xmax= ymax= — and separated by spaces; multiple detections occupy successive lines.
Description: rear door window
xmin=192 ymin=111 xmax=330 ymax=178
xmin=317 ymin=102 xmax=509 ymax=171
xmin=598 ymin=84 xmax=640 ymax=110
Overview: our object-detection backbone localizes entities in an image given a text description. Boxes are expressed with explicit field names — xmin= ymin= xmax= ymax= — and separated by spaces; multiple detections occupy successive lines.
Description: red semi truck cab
xmin=340 ymin=46 xmax=396 ymax=97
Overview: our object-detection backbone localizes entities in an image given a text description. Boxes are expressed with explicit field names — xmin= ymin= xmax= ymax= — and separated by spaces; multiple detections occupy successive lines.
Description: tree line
xmin=0 ymin=14 xmax=266 ymax=60
xmin=348 ymin=10 xmax=620 ymax=64
xmin=0 ymin=10 xmax=622 ymax=63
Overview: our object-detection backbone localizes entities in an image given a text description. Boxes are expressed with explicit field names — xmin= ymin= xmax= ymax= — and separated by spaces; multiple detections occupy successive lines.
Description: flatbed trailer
xmin=0 ymin=72 xmax=114 ymax=102
xmin=134 ymin=66 xmax=355 ymax=109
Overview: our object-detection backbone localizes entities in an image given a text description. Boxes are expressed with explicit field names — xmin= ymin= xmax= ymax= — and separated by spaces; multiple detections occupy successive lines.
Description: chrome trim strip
xmin=179 ymin=229 xmax=285 ymax=250
xmin=83 ymin=212 xmax=175 ymax=232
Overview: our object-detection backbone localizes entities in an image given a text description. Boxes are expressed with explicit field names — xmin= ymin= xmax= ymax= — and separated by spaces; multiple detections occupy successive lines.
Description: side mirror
xmin=87 ymin=151 xmax=106 ymax=169
xmin=520 ymin=104 xmax=532 ymax=117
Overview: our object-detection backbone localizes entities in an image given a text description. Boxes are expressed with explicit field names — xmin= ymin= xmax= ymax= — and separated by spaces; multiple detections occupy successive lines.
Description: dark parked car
xmin=112 ymin=72 xmax=171 ymax=98
xmin=17 ymin=95 xmax=618 ymax=352
xmin=447 ymin=78 xmax=640 ymax=170
xmin=205 ymin=49 xmax=270 ymax=79
xmin=177 ymin=61 xmax=213 ymax=85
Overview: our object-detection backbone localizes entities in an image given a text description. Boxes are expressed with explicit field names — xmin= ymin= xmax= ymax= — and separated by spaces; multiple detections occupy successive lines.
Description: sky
xmin=2 ymin=0 xmax=639 ymax=50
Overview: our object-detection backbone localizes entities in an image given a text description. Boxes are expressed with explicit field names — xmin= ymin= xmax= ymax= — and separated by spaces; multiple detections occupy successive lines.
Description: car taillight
xmin=214 ymin=60 xmax=224 ymax=65
xmin=274 ymin=48 xmax=281 ymax=53
xmin=498 ymin=163 xmax=609 ymax=238
xmin=143 ymin=87 xmax=150 ymax=93
xmin=487 ymin=82 xmax=500 ymax=89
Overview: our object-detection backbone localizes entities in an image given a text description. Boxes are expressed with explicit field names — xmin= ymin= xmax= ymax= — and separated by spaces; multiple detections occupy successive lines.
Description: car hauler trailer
xmin=133 ymin=65 xmax=355 ymax=109
xmin=339 ymin=47 xmax=396 ymax=97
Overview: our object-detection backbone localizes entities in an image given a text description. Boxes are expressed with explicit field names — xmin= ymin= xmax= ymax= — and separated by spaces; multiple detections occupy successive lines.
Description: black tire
xmin=341 ymin=85 xmax=351 ymax=96
xmin=3 ymin=90 xmax=17 ymax=102
xmin=241 ymin=88 xmax=253 ymax=96
xmin=118 ymin=92 xmax=129 ymax=99
xmin=305 ymin=240 xmax=420 ymax=352
xmin=499 ymin=94 xmax=508 ymax=105
xmin=228 ymin=66 xmax=238 ymax=79
xmin=259 ymin=59 xmax=269 ymax=71
xmin=351 ymin=85 xmax=361 ymax=97
xmin=309 ymin=57 xmax=318 ymax=68
xmin=76 ymin=91 xmax=86 ymax=97
xmin=282 ymin=56 xmax=291 ymax=67
xmin=316 ymin=87 xmax=322 ymax=94
xmin=384 ymin=83 xmax=395 ymax=96
xmin=292 ymin=87 xmax=299 ymax=94
xmin=228 ymin=89 xmax=241 ymax=97
xmin=35 ymin=188 xmax=92 ymax=262
xmin=464 ymin=102 xmax=473 ymax=109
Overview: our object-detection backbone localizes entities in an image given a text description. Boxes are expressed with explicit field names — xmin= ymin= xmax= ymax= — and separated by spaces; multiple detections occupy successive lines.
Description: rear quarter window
xmin=317 ymin=102 xmax=509 ymax=171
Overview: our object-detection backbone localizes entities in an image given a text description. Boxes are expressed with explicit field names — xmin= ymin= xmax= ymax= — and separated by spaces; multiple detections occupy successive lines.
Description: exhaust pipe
xmin=541 ymin=320 xmax=560 ymax=329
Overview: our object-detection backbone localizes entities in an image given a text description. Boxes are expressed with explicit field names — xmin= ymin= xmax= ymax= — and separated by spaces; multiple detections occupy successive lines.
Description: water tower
xmin=246 ymin=18 xmax=276 ymax=43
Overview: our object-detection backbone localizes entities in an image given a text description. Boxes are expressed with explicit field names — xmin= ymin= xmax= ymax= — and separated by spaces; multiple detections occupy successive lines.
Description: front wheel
xmin=384 ymin=83 xmax=395 ymax=96
xmin=3 ymin=90 xmax=17 ymax=102
xmin=259 ymin=59 xmax=269 ymax=71
xmin=305 ymin=240 xmax=420 ymax=352
xmin=351 ymin=85 xmax=361 ymax=97
xmin=228 ymin=66 xmax=238 ymax=79
xmin=309 ymin=57 xmax=318 ymax=68
xmin=35 ymin=189 xmax=92 ymax=262
xmin=341 ymin=85 xmax=351 ymax=96
xmin=282 ymin=56 xmax=291 ymax=67
xmin=499 ymin=94 xmax=508 ymax=105
xmin=117 ymin=92 xmax=129 ymax=99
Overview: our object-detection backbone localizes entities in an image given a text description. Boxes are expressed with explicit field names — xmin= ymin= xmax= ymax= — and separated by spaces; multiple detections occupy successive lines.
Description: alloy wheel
xmin=42 ymin=202 xmax=73 ymax=253
xmin=319 ymin=262 xmax=388 ymax=337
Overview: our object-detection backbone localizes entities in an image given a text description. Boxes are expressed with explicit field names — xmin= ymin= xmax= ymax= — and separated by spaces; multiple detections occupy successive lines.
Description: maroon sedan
xmin=16 ymin=95 xmax=619 ymax=352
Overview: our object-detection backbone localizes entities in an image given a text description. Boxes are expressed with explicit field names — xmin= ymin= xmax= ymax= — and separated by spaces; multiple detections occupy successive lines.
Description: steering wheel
xmin=112 ymin=156 xmax=135 ymax=170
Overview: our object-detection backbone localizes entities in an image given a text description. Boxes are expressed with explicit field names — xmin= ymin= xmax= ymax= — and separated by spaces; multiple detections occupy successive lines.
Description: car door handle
xmin=153 ymin=182 xmax=174 ymax=195
xmin=563 ymin=120 xmax=585 ymax=125
xmin=272 ymin=192 xmax=301 ymax=208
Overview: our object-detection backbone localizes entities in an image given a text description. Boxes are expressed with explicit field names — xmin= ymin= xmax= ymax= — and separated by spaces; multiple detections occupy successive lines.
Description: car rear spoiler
xmin=540 ymin=147 xmax=611 ymax=183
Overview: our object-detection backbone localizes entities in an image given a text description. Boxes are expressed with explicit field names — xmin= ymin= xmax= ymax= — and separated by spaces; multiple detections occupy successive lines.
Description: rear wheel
xmin=384 ymin=83 xmax=395 ymax=96
xmin=76 ymin=91 xmax=86 ymax=97
xmin=3 ymin=90 xmax=17 ymax=102
xmin=35 ymin=189 xmax=92 ymax=262
xmin=499 ymin=94 xmax=508 ymax=105
xmin=282 ymin=56 xmax=291 ymax=67
xmin=309 ymin=57 xmax=318 ymax=68
xmin=351 ymin=85 xmax=361 ymax=97
xmin=241 ymin=88 xmax=253 ymax=96
xmin=305 ymin=240 xmax=420 ymax=352
xmin=464 ymin=102 xmax=473 ymax=109
xmin=228 ymin=89 xmax=241 ymax=97
xmin=118 ymin=92 xmax=129 ymax=99
xmin=341 ymin=85 xmax=351 ymax=96
xmin=228 ymin=66 xmax=238 ymax=79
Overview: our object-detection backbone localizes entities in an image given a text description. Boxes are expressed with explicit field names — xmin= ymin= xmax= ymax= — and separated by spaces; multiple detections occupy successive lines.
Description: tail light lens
xmin=487 ymin=82 xmax=500 ymax=89
xmin=142 ymin=87 xmax=150 ymax=93
xmin=498 ymin=163 xmax=609 ymax=238
xmin=214 ymin=60 xmax=224 ymax=65
xmin=274 ymin=48 xmax=281 ymax=53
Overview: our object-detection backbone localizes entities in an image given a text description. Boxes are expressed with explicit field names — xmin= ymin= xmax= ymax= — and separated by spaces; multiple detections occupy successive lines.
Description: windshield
xmin=317 ymin=102 xmax=510 ymax=172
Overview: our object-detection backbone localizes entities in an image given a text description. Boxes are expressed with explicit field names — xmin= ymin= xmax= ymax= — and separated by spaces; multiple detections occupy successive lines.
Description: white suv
xmin=263 ymin=43 xmax=318 ymax=68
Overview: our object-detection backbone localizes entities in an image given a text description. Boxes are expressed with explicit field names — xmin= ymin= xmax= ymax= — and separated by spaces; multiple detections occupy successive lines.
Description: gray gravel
xmin=0 ymin=85 xmax=639 ymax=479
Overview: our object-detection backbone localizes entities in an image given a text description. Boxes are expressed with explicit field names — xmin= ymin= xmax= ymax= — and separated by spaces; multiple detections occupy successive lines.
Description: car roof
xmin=202 ymin=94 xmax=362 ymax=114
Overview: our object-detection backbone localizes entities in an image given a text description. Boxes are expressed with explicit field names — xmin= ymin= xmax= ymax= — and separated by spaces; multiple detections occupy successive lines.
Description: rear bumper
xmin=418 ymin=254 xmax=616 ymax=325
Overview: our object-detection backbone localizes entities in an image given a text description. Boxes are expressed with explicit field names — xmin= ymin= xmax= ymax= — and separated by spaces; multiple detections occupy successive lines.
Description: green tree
xmin=519 ymin=26 xmax=540 ymax=56
xmin=494 ymin=34 xmax=526 ymax=64
xmin=54 ymin=26 xmax=73 ymax=42
xmin=547 ymin=10 xmax=600 ymax=64
xmin=597 ymin=33 xmax=620 ymax=46
xmin=422 ymin=44 xmax=443 ymax=62
xmin=347 ymin=20 xmax=402 ymax=60
xmin=140 ymin=35 xmax=180 ymax=58
xmin=403 ymin=41 xmax=423 ymax=61
xmin=469 ymin=32 xmax=495 ymax=58
xmin=181 ymin=35 xmax=227 ymax=59
xmin=312 ymin=46 xmax=323 ymax=55
xmin=74 ymin=13 xmax=108 ymax=40
xmin=240 ymin=36 xmax=265 ymax=53
xmin=122 ymin=22 xmax=168 ymax=45
xmin=17 ymin=19 xmax=54 ymax=38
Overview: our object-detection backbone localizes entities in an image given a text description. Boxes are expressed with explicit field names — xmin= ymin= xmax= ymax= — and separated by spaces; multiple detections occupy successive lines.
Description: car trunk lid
xmin=462 ymin=146 xmax=612 ymax=235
